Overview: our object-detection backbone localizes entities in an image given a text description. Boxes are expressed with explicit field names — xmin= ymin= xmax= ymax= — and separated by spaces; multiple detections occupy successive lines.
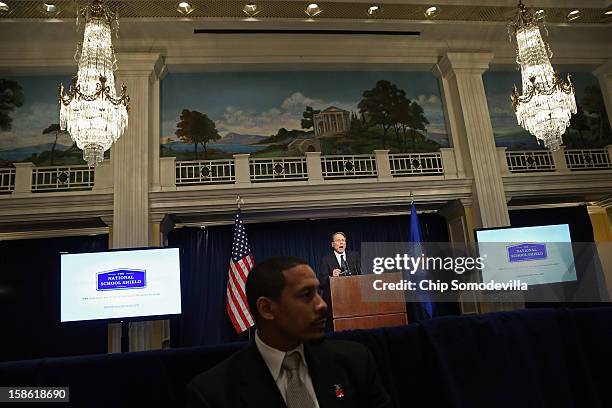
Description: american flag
xmin=226 ymin=210 xmax=255 ymax=333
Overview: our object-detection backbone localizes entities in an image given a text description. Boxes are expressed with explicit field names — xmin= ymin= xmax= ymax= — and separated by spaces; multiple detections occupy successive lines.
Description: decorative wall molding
xmin=0 ymin=192 xmax=114 ymax=225
xmin=149 ymin=177 xmax=474 ymax=223
xmin=0 ymin=227 xmax=109 ymax=241
xmin=502 ymin=171 xmax=612 ymax=200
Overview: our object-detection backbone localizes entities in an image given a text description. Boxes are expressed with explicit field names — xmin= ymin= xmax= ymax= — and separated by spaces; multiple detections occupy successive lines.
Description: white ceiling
xmin=0 ymin=0 xmax=610 ymax=74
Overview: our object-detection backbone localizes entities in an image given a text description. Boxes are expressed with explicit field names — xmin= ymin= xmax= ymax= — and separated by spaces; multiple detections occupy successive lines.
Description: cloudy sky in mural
xmin=161 ymin=71 xmax=447 ymax=140
xmin=0 ymin=75 xmax=73 ymax=152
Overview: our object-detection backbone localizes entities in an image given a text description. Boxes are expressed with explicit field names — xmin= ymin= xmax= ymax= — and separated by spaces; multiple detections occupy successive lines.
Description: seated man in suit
xmin=186 ymin=256 xmax=392 ymax=408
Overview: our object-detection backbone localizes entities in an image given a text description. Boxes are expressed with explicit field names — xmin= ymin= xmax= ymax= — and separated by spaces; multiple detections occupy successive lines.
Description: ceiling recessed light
xmin=305 ymin=3 xmax=322 ymax=17
xmin=243 ymin=3 xmax=261 ymax=17
xmin=177 ymin=2 xmax=194 ymax=15
xmin=41 ymin=2 xmax=59 ymax=16
xmin=424 ymin=6 xmax=439 ymax=18
xmin=367 ymin=5 xmax=381 ymax=16
xmin=43 ymin=3 xmax=56 ymax=12
xmin=0 ymin=2 xmax=9 ymax=13
xmin=567 ymin=9 xmax=581 ymax=21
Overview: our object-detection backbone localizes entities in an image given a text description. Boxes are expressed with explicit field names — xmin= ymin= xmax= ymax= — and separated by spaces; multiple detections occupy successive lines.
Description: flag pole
xmin=227 ymin=195 xmax=255 ymax=336
xmin=238 ymin=194 xmax=250 ymax=342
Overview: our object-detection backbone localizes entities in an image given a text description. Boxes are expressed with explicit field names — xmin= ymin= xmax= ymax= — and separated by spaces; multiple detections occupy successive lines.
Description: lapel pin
xmin=334 ymin=384 xmax=345 ymax=398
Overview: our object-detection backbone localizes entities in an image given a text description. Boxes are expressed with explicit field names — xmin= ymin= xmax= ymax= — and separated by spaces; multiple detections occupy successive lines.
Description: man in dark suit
xmin=318 ymin=232 xmax=362 ymax=330
xmin=319 ymin=232 xmax=361 ymax=280
xmin=186 ymin=256 xmax=391 ymax=408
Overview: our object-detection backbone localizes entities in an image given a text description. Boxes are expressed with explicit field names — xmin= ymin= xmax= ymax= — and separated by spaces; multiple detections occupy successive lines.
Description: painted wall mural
xmin=160 ymin=71 xmax=449 ymax=160
xmin=0 ymin=75 xmax=93 ymax=167
xmin=483 ymin=71 xmax=611 ymax=150
xmin=2 ymin=70 xmax=608 ymax=168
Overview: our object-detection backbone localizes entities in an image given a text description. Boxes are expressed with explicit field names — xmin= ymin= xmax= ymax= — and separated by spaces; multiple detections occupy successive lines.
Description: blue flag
xmin=409 ymin=202 xmax=434 ymax=318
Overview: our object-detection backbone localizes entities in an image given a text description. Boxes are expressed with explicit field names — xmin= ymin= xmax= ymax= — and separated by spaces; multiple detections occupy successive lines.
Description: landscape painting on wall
xmin=0 ymin=75 xmax=91 ymax=167
xmin=483 ymin=71 xmax=611 ymax=150
xmin=160 ymin=71 xmax=449 ymax=160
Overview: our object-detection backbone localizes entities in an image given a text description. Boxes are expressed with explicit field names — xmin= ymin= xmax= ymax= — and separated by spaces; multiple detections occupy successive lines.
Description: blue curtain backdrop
xmin=0 ymin=235 xmax=109 ymax=362
xmin=168 ymin=213 xmax=451 ymax=347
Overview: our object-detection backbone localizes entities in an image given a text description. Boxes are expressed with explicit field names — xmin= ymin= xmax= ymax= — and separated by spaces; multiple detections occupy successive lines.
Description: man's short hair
xmin=246 ymin=256 xmax=309 ymax=322
xmin=331 ymin=231 xmax=346 ymax=241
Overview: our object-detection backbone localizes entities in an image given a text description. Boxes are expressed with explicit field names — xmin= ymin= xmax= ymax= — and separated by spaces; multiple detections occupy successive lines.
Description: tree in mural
xmin=0 ymin=78 xmax=25 ymax=131
xmin=358 ymin=80 xmax=407 ymax=149
xmin=175 ymin=109 xmax=220 ymax=160
xmin=42 ymin=123 xmax=64 ymax=165
xmin=387 ymin=94 xmax=429 ymax=152
xmin=568 ymin=106 xmax=589 ymax=147
xmin=349 ymin=112 xmax=365 ymax=133
xmin=301 ymin=106 xmax=321 ymax=130
xmin=581 ymin=85 xmax=611 ymax=143
xmin=408 ymin=101 xmax=429 ymax=151
xmin=390 ymin=97 xmax=412 ymax=149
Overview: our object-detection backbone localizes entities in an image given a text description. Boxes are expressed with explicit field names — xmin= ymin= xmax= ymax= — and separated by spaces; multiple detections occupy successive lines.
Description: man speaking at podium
xmin=318 ymin=232 xmax=362 ymax=330
xmin=319 ymin=232 xmax=362 ymax=279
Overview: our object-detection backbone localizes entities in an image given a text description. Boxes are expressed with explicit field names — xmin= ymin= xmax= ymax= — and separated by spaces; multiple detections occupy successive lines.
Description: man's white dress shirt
xmin=255 ymin=331 xmax=320 ymax=407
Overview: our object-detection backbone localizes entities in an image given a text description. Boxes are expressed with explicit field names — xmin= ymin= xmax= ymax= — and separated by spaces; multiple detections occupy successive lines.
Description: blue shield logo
xmin=97 ymin=269 xmax=147 ymax=291
xmin=507 ymin=243 xmax=547 ymax=263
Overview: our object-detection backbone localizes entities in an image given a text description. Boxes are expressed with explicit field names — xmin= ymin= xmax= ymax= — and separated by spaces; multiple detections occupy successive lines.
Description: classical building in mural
xmin=313 ymin=107 xmax=351 ymax=138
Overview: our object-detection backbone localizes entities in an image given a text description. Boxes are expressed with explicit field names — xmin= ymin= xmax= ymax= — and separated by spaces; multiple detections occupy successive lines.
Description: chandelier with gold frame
xmin=509 ymin=1 xmax=576 ymax=151
xmin=58 ymin=0 xmax=129 ymax=167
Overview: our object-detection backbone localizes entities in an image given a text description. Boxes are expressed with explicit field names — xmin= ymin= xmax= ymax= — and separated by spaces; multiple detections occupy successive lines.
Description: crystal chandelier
xmin=58 ymin=0 xmax=129 ymax=167
xmin=509 ymin=1 xmax=576 ymax=151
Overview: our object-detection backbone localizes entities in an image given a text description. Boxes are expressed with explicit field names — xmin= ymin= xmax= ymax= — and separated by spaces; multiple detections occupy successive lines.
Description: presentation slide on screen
xmin=476 ymin=224 xmax=577 ymax=287
xmin=61 ymin=248 xmax=182 ymax=322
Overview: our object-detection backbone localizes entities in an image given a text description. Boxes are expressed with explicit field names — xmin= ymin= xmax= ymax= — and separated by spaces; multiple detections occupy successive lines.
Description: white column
xmin=306 ymin=152 xmax=323 ymax=184
xmin=159 ymin=157 xmax=176 ymax=190
xmin=552 ymin=146 xmax=569 ymax=173
xmin=436 ymin=52 xmax=510 ymax=228
xmin=234 ymin=154 xmax=251 ymax=187
xmin=496 ymin=147 xmax=510 ymax=176
xmin=108 ymin=53 xmax=164 ymax=353
xmin=593 ymin=61 xmax=612 ymax=128
xmin=12 ymin=162 xmax=34 ymax=195
xmin=374 ymin=150 xmax=392 ymax=181
xmin=93 ymin=159 xmax=113 ymax=192
xmin=433 ymin=65 xmax=467 ymax=179
xmin=439 ymin=148 xmax=458 ymax=179
xmin=150 ymin=64 xmax=168 ymax=191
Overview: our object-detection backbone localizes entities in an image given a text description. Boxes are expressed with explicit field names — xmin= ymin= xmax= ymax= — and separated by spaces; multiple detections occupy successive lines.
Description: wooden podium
xmin=330 ymin=272 xmax=407 ymax=331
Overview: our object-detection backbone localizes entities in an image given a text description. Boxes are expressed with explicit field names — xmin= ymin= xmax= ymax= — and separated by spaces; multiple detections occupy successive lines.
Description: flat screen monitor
xmin=61 ymin=247 xmax=182 ymax=323
xmin=475 ymin=224 xmax=577 ymax=286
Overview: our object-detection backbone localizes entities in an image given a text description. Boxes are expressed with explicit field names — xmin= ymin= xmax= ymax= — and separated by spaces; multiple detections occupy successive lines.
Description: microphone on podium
xmin=340 ymin=254 xmax=351 ymax=276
